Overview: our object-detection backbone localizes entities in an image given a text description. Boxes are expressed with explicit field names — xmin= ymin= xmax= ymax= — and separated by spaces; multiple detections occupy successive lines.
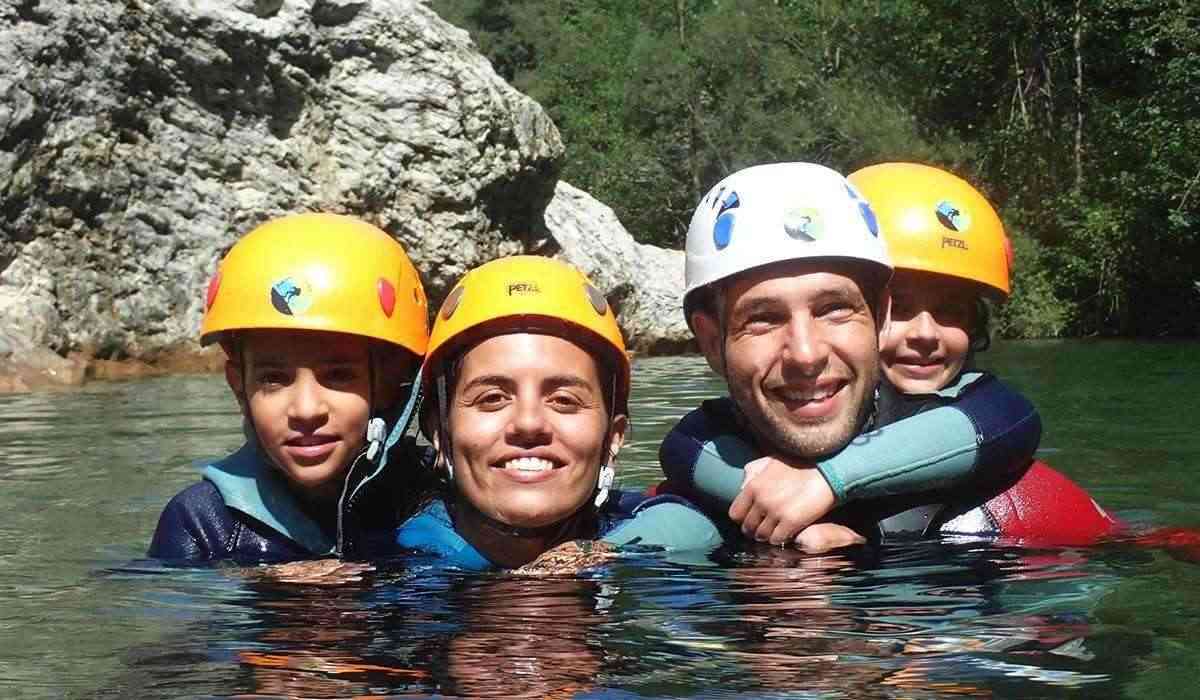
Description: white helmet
xmin=683 ymin=162 xmax=892 ymax=316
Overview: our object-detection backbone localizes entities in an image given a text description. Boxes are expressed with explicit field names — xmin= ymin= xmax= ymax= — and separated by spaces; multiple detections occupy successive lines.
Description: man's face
xmin=694 ymin=260 xmax=881 ymax=459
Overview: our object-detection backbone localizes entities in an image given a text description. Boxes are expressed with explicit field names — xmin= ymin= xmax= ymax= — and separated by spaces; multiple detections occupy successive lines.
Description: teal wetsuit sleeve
xmin=601 ymin=501 xmax=724 ymax=552
xmin=660 ymin=375 xmax=1041 ymax=507
xmin=818 ymin=372 xmax=1041 ymax=501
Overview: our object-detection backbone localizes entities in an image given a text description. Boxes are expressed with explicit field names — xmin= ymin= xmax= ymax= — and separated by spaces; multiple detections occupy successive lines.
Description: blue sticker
xmin=270 ymin=276 xmax=313 ymax=316
xmin=846 ymin=184 xmax=880 ymax=237
xmin=713 ymin=190 xmax=740 ymax=250
xmin=936 ymin=201 xmax=970 ymax=232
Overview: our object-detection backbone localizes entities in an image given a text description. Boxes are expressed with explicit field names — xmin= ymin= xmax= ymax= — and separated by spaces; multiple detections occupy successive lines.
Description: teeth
xmin=778 ymin=388 xmax=836 ymax=403
xmin=504 ymin=457 xmax=554 ymax=472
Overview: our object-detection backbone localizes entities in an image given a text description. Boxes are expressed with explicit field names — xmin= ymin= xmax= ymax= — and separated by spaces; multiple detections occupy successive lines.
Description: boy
xmin=148 ymin=213 xmax=433 ymax=563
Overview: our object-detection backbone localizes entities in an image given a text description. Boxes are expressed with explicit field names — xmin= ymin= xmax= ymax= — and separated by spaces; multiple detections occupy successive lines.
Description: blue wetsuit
xmin=658 ymin=372 xmax=1043 ymax=540
xmin=393 ymin=490 xmax=723 ymax=571
xmin=148 ymin=433 xmax=434 ymax=564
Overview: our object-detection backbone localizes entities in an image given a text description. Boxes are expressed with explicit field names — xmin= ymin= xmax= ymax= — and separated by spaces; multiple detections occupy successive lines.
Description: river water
xmin=1 ymin=341 xmax=1198 ymax=698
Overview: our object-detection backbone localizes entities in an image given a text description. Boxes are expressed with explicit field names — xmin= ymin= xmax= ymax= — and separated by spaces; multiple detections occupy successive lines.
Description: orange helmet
xmin=201 ymin=212 xmax=429 ymax=355
xmin=425 ymin=255 xmax=629 ymax=415
xmin=848 ymin=163 xmax=1011 ymax=299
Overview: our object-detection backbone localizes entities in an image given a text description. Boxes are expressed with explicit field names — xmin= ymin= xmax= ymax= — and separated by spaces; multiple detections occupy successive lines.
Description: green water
xmin=1 ymin=341 xmax=1198 ymax=698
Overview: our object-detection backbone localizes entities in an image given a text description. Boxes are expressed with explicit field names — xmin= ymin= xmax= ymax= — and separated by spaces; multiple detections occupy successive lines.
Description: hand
xmin=793 ymin=523 xmax=866 ymax=554
xmin=513 ymin=540 xmax=618 ymax=577
xmin=729 ymin=456 xmax=836 ymax=545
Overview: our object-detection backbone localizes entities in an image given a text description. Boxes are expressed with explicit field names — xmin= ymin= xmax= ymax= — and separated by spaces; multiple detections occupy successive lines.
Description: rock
xmin=0 ymin=0 xmax=692 ymax=392
xmin=542 ymin=182 xmax=693 ymax=354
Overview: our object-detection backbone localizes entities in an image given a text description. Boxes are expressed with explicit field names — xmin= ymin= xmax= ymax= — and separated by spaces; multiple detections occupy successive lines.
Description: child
xmin=148 ymin=213 xmax=434 ymax=563
xmin=660 ymin=163 xmax=1118 ymax=547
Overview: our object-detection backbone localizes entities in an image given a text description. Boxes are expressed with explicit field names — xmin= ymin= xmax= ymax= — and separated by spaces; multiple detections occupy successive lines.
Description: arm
xmin=819 ymin=373 xmax=1041 ymax=501
xmin=601 ymin=496 xmax=724 ymax=553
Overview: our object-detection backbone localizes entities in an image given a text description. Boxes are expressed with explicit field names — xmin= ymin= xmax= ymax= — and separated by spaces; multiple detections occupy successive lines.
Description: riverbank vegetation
xmin=433 ymin=0 xmax=1198 ymax=338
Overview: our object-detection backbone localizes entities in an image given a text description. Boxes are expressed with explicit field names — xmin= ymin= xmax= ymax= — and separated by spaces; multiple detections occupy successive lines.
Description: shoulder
xmin=147 ymin=481 xmax=235 ymax=560
xmin=601 ymin=494 xmax=724 ymax=552
xmin=394 ymin=499 xmax=494 ymax=571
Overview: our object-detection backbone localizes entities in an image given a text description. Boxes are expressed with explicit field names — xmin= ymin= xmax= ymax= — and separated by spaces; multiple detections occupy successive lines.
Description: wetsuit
xmin=147 ymin=432 xmax=434 ymax=564
xmin=392 ymin=490 xmax=723 ymax=571
xmin=657 ymin=372 xmax=1119 ymax=544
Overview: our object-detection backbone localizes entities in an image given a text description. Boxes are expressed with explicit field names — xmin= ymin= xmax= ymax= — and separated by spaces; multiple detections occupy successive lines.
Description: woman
xmin=395 ymin=256 xmax=722 ymax=570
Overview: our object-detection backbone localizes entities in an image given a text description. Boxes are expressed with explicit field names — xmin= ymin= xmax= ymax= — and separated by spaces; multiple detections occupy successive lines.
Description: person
xmin=393 ymin=256 xmax=722 ymax=571
xmin=657 ymin=162 xmax=1112 ymax=548
xmin=148 ymin=212 xmax=435 ymax=563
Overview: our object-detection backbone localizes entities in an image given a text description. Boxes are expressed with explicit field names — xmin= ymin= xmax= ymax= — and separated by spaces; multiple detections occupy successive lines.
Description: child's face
xmin=879 ymin=270 xmax=974 ymax=394
xmin=228 ymin=329 xmax=373 ymax=502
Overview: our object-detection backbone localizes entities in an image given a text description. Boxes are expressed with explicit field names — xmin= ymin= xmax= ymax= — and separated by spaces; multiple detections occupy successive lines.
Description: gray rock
xmin=0 ymin=0 xmax=691 ymax=388
xmin=543 ymin=182 xmax=693 ymax=354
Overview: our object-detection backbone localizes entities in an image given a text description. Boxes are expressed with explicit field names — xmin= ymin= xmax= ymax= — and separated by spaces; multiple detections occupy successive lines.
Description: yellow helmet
xmin=425 ymin=256 xmax=630 ymax=414
xmin=848 ymin=163 xmax=1011 ymax=299
xmin=201 ymin=212 xmax=429 ymax=356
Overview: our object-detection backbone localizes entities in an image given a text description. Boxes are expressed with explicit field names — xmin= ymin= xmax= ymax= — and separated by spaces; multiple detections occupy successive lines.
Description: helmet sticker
xmin=584 ymin=282 xmax=609 ymax=316
xmin=936 ymin=200 xmax=971 ymax=232
xmin=783 ymin=207 xmax=822 ymax=241
xmin=713 ymin=190 xmax=740 ymax=250
xmin=270 ymin=276 xmax=313 ymax=316
xmin=377 ymin=278 xmax=396 ymax=318
xmin=439 ymin=285 xmax=464 ymax=320
xmin=205 ymin=270 xmax=221 ymax=311
xmin=845 ymin=184 xmax=880 ymax=237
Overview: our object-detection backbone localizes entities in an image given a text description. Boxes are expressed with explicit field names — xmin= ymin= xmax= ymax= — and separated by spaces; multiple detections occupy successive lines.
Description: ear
xmin=690 ymin=309 xmax=725 ymax=375
xmin=224 ymin=359 xmax=249 ymax=415
xmin=606 ymin=413 xmax=629 ymax=465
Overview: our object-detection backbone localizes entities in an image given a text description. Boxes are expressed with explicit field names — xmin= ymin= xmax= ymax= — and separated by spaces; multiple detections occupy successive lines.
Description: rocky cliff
xmin=0 ymin=0 xmax=691 ymax=391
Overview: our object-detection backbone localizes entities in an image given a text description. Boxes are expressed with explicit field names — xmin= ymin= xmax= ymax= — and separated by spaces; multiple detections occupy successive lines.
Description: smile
xmin=502 ymin=457 xmax=557 ymax=472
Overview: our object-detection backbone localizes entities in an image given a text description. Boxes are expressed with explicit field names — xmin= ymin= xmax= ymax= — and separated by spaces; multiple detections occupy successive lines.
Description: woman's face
xmin=879 ymin=270 xmax=976 ymax=394
xmin=446 ymin=333 xmax=626 ymax=529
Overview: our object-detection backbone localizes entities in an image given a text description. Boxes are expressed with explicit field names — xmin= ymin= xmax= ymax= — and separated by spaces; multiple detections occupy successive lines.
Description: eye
xmin=471 ymin=390 xmax=510 ymax=410
xmin=548 ymin=391 xmax=585 ymax=412
xmin=255 ymin=369 xmax=290 ymax=388
xmin=934 ymin=301 xmax=972 ymax=327
xmin=323 ymin=366 xmax=361 ymax=385
xmin=817 ymin=301 xmax=857 ymax=321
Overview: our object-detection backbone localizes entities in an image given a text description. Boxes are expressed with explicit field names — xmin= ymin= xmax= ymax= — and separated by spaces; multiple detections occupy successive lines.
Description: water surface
xmin=1 ymin=340 xmax=1198 ymax=698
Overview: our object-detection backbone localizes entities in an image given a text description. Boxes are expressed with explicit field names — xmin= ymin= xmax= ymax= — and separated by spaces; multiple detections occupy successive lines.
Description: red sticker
xmin=205 ymin=270 xmax=221 ymax=311
xmin=378 ymin=278 xmax=396 ymax=317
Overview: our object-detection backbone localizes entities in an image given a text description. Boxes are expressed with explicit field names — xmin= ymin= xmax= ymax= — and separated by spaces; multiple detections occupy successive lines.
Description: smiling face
xmin=693 ymin=260 xmax=881 ymax=460
xmin=227 ymin=329 xmax=374 ymax=503
xmin=879 ymin=270 xmax=975 ymax=393
xmin=445 ymin=333 xmax=626 ymax=529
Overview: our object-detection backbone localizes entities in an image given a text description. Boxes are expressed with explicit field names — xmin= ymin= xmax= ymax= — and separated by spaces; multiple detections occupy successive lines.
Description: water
xmin=1 ymin=340 xmax=1198 ymax=698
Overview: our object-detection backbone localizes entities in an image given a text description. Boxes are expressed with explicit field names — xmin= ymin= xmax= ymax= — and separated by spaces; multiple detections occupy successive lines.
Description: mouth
xmin=283 ymin=434 xmax=340 ymax=463
xmin=892 ymin=358 xmax=946 ymax=377
xmin=770 ymin=381 xmax=846 ymax=418
xmin=493 ymin=455 xmax=564 ymax=483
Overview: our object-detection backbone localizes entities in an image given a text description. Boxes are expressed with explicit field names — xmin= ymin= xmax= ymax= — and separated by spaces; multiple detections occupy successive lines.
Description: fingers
xmin=794 ymin=523 xmax=866 ymax=554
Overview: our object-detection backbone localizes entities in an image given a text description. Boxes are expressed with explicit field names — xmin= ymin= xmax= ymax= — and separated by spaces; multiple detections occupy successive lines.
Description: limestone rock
xmin=542 ymin=182 xmax=693 ymax=354
xmin=0 ymin=0 xmax=692 ymax=390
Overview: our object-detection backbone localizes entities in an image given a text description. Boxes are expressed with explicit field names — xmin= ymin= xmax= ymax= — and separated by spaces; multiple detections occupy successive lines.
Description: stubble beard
xmin=731 ymin=362 xmax=880 ymax=461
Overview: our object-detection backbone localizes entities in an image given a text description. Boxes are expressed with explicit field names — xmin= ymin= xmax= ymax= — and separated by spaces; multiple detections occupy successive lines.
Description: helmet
xmin=848 ymin=163 xmax=1011 ymax=299
xmin=425 ymin=255 xmax=630 ymax=415
xmin=684 ymin=162 xmax=891 ymax=316
xmin=201 ymin=212 xmax=429 ymax=355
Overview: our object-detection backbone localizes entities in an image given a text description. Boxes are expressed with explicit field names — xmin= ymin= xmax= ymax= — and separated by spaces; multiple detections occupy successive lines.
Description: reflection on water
xmin=0 ymin=343 xmax=1198 ymax=698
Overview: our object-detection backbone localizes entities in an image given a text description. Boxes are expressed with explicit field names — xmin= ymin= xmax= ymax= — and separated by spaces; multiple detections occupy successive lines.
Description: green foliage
xmin=432 ymin=0 xmax=1199 ymax=337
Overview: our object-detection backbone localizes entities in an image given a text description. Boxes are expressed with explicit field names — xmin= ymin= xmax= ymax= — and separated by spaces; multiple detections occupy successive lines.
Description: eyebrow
xmin=249 ymin=354 xmax=363 ymax=369
xmin=458 ymin=373 xmax=597 ymax=393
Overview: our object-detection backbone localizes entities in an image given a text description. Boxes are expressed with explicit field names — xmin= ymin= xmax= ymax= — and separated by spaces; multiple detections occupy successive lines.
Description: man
xmin=659 ymin=162 xmax=1075 ymax=549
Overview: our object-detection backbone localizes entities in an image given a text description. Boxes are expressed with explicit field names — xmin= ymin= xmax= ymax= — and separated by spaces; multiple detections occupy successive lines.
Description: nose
xmin=907 ymin=311 xmax=940 ymax=349
xmin=507 ymin=393 xmax=551 ymax=445
xmin=781 ymin=315 xmax=829 ymax=378
xmin=287 ymin=371 xmax=329 ymax=424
